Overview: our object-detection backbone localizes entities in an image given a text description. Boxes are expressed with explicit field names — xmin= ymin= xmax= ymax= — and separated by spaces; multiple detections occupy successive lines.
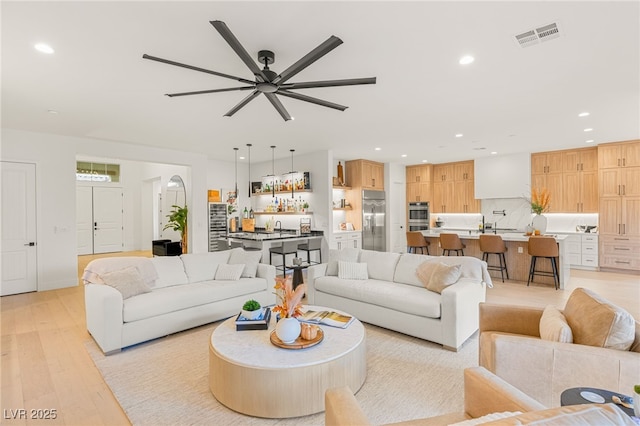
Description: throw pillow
xmin=416 ymin=260 xmax=439 ymax=287
xmin=563 ymin=287 xmax=635 ymax=350
xmin=228 ymin=248 xmax=262 ymax=278
xmin=424 ymin=262 xmax=462 ymax=294
xmin=100 ymin=266 xmax=152 ymax=299
xmin=539 ymin=305 xmax=573 ymax=343
xmin=214 ymin=263 xmax=245 ymax=281
xmin=337 ymin=261 xmax=368 ymax=280
xmin=327 ymin=248 xmax=361 ymax=276
xmin=449 ymin=411 xmax=522 ymax=425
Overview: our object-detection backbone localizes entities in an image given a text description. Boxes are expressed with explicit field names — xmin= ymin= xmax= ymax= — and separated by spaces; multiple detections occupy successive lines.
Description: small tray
xmin=269 ymin=328 xmax=324 ymax=349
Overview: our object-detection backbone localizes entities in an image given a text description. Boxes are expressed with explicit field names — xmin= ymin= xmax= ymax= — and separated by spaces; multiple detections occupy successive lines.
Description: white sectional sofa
xmin=306 ymin=249 xmax=491 ymax=351
xmin=83 ymin=248 xmax=275 ymax=354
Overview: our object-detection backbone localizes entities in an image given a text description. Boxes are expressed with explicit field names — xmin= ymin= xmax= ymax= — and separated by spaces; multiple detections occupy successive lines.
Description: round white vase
xmin=275 ymin=317 xmax=301 ymax=344
xmin=531 ymin=214 xmax=547 ymax=234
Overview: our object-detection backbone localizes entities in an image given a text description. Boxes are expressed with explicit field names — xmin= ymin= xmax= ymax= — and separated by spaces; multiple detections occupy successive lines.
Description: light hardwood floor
xmin=1 ymin=252 xmax=638 ymax=425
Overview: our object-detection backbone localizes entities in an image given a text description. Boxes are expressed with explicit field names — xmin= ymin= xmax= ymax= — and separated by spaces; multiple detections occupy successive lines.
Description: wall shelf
xmin=253 ymin=211 xmax=313 ymax=215
xmin=253 ymin=189 xmax=312 ymax=196
xmin=333 ymin=185 xmax=352 ymax=190
xmin=333 ymin=207 xmax=352 ymax=211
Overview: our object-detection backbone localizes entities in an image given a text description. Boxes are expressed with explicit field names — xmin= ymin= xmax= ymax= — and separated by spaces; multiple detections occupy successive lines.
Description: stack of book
xmin=235 ymin=307 xmax=271 ymax=331
xmin=299 ymin=309 xmax=354 ymax=329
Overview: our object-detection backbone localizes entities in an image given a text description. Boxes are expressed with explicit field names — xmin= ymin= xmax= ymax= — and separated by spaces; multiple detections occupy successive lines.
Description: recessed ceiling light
xmin=473 ymin=147 xmax=486 ymax=150
xmin=455 ymin=133 xmax=463 ymax=138
xmin=239 ymin=156 xmax=245 ymax=160
xmin=585 ymin=140 xmax=594 ymax=144
xmin=459 ymin=55 xmax=474 ymax=65
xmin=34 ymin=43 xmax=54 ymax=54
xmin=47 ymin=109 xmax=58 ymax=114
xmin=422 ymin=160 xmax=428 ymax=163
xmin=584 ymin=128 xmax=593 ymax=132
xmin=291 ymin=117 xmax=295 ymax=121
xmin=491 ymin=151 xmax=497 ymax=155
xmin=401 ymin=154 xmax=407 ymax=158
xmin=375 ymin=147 xmax=381 ymax=151
xmin=578 ymin=112 xmax=590 ymax=117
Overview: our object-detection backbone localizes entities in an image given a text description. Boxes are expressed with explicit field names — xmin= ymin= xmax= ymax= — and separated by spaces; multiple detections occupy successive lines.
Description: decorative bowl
xmin=241 ymin=308 xmax=262 ymax=320
xmin=293 ymin=257 xmax=303 ymax=266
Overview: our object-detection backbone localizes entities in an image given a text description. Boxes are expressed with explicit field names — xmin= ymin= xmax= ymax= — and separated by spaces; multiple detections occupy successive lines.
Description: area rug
xmin=84 ymin=322 xmax=479 ymax=425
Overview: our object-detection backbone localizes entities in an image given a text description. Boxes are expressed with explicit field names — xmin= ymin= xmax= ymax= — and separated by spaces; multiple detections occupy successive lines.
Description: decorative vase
xmin=531 ymin=214 xmax=547 ymax=235
xmin=275 ymin=317 xmax=301 ymax=344
xmin=634 ymin=387 xmax=640 ymax=417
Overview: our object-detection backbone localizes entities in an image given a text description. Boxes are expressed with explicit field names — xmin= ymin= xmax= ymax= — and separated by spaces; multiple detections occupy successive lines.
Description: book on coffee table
xmin=299 ymin=309 xmax=354 ymax=329
xmin=236 ymin=307 xmax=271 ymax=331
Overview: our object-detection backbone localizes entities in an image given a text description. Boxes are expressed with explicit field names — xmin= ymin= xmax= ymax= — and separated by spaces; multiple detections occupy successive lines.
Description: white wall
xmin=1 ymin=128 xmax=210 ymax=291
xmin=386 ymin=162 xmax=406 ymax=253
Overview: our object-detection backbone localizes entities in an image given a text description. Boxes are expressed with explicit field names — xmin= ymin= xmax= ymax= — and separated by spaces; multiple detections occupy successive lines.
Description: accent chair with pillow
xmin=479 ymin=287 xmax=640 ymax=407
xmin=325 ymin=366 xmax=635 ymax=426
xmin=307 ymin=249 xmax=492 ymax=351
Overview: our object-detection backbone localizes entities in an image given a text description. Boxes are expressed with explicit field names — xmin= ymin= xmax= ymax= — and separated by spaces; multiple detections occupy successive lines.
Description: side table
xmin=286 ymin=262 xmax=310 ymax=289
xmin=561 ymin=387 xmax=634 ymax=417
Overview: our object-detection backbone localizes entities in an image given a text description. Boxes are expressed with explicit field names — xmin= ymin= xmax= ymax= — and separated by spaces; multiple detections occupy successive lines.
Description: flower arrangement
xmin=273 ymin=276 xmax=306 ymax=319
xmin=530 ymin=188 xmax=551 ymax=215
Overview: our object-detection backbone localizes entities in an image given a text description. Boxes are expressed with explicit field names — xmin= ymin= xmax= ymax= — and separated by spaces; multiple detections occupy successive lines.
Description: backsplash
xmin=433 ymin=199 xmax=599 ymax=233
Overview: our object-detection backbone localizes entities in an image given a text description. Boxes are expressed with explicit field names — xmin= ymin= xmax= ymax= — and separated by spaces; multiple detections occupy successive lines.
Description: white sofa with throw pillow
xmin=83 ymin=248 xmax=275 ymax=354
xmin=306 ymin=249 xmax=492 ymax=351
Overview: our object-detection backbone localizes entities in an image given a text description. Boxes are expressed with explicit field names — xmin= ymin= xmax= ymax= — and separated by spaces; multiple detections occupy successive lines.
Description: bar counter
xmin=421 ymin=230 xmax=570 ymax=289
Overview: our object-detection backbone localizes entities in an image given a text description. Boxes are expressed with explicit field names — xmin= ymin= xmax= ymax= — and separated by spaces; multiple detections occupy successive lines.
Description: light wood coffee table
xmin=209 ymin=306 xmax=366 ymax=418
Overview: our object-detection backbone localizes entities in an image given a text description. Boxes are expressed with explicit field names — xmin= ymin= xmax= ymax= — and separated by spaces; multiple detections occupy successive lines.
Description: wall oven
xmin=408 ymin=202 xmax=429 ymax=231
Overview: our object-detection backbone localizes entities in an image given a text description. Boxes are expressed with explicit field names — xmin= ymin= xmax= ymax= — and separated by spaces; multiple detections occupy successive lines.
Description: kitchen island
xmin=421 ymin=230 xmax=570 ymax=289
xmin=223 ymin=230 xmax=324 ymax=270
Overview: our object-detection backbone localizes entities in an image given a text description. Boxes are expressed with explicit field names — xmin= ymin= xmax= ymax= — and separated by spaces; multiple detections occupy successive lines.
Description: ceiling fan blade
xmin=142 ymin=54 xmax=255 ymax=85
xmin=273 ymin=36 xmax=343 ymax=84
xmin=277 ymin=90 xmax=347 ymax=111
xmin=166 ymin=86 xmax=255 ymax=97
xmin=210 ymin=21 xmax=267 ymax=83
xmin=281 ymin=77 xmax=377 ymax=90
xmin=264 ymin=93 xmax=292 ymax=121
xmin=224 ymin=90 xmax=261 ymax=117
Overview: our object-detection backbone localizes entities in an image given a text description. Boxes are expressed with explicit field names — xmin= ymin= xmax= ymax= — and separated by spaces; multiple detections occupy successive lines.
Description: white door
xmin=76 ymin=186 xmax=123 ymax=254
xmin=76 ymin=186 xmax=93 ymax=255
xmin=1 ymin=162 xmax=37 ymax=296
xmin=93 ymin=187 xmax=123 ymax=254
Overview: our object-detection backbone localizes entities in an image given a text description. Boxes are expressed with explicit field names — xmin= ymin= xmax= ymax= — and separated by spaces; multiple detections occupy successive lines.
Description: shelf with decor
xmin=253 ymin=211 xmax=313 ymax=215
xmin=253 ymin=189 xmax=312 ymax=196
xmin=252 ymin=171 xmax=310 ymax=194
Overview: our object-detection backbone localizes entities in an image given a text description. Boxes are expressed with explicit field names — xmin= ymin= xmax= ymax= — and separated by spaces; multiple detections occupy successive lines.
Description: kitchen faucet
xmin=275 ymin=221 xmax=282 ymax=233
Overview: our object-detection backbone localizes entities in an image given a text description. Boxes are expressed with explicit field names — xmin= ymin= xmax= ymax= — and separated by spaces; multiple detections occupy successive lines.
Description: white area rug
xmin=85 ymin=322 xmax=479 ymax=425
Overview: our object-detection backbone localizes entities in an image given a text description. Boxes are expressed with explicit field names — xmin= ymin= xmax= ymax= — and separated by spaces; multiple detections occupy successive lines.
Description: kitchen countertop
xmin=227 ymin=230 xmax=323 ymax=241
xmin=422 ymin=230 xmax=569 ymax=242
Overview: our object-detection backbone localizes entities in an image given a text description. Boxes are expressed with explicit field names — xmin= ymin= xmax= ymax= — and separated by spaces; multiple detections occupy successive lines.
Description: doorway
xmin=1 ymin=161 xmax=38 ymax=296
xmin=76 ymin=186 xmax=124 ymax=255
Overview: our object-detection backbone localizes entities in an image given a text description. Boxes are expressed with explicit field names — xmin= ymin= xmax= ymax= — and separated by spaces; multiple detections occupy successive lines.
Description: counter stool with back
xmin=527 ymin=236 xmax=560 ymax=290
xmin=406 ymin=231 xmax=430 ymax=254
xmin=439 ymin=233 xmax=466 ymax=256
xmin=479 ymin=234 xmax=509 ymax=282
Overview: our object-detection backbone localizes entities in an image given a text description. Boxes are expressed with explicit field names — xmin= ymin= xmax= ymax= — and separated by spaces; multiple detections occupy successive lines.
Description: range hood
xmin=474 ymin=152 xmax=531 ymax=199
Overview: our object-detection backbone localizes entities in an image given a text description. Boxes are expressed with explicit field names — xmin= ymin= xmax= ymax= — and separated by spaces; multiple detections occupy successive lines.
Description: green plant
xmin=635 ymin=384 xmax=640 ymax=394
xmin=302 ymin=201 xmax=309 ymax=209
xmin=163 ymin=205 xmax=188 ymax=234
xmin=227 ymin=203 xmax=237 ymax=215
xmin=242 ymin=299 xmax=261 ymax=311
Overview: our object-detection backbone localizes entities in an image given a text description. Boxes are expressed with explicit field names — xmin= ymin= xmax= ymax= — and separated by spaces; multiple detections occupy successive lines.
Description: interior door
xmin=76 ymin=186 xmax=94 ymax=255
xmin=1 ymin=161 xmax=37 ymax=296
xmin=93 ymin=187 xmax=123 ymax=254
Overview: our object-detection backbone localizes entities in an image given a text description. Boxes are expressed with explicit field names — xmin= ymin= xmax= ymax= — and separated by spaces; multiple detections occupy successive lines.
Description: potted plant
xmin=163 ymin=204 xmax=188 ymax=252
xmin=241 ymin=299 xmax=262 ymax=320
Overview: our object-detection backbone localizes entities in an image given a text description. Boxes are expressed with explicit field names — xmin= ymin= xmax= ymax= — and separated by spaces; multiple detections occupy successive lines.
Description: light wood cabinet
xmin=598 ymin=140 xmax=640 ymax=169
xmin=406 ymin=165 xmax=432 ymax=203
xmin=432 ymin=180 xmax=454 ymax=213
xmin=561 ymin=147 xmax=598 ymax=212
xmin=453 ymin=161 xmax=474 ymax=181
xmin=346 ymin=159 xmax=384 ymax=190
xmin=531 ymin=172 xmax=563 ymax=213
xmin=599 ymin=167 xmax=640 ymax=197
xmin=406 ymin=165 xmax=431 ymax=183
xmin=433 ymin=164 xmax=455 ymax=182
xmin=430 ymin=160 xmax=477 ymax=213
xmin=531 ymin=151 xmax=563 ymax=174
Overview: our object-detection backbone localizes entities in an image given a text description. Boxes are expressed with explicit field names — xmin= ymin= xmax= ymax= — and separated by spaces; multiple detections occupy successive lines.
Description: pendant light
xmin=270 ymin=145 xmax=276 ymax=197
xmin=246 ymin=143 xmax=252 ymax=198
xmin=290 ymin=149 xmax=295 ymax=199
xmin=233 ymin=147 xmax=239 ymax=198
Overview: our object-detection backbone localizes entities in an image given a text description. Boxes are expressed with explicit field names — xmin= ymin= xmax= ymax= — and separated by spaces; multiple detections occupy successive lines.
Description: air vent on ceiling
xmin=514 ymin=22 xmax=561 ymax=48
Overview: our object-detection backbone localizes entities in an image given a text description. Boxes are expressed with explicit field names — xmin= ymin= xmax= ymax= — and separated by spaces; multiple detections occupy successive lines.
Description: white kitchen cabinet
xmin=331 ymin=231 xmax=361 ymax=249
xmin=563 ymin=233 xmax=599 ymax=269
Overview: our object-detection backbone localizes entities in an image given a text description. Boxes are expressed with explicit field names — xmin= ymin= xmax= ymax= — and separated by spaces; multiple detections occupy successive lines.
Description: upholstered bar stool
xmin=527 ymin=236 xmax=560 ymax=290
xmin=479 ymin=234 xmax=509 ymax=282
xmin=269 ymin=240 xmax=299 ymax=274
xmin=406 ymin=231 xmax=430 ymax=254
xmin=439 ymin=233 xmax=465 ymax=256
xmin=297 ymin=238 xmax=322 ymax=264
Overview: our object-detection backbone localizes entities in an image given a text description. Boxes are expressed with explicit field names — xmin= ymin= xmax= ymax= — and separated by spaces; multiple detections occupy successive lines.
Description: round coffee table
xmin=208 ymin=306 xmax=366 ymax=418
xmin=561 ymin=387 xmax=634 ymax=417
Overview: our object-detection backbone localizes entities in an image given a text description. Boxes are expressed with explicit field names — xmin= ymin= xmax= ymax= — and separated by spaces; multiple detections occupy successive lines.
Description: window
xmin=76 ymin=161 xmax=120 ymax=182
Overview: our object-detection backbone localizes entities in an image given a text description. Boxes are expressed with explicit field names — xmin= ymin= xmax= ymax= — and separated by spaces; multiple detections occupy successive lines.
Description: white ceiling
xmin=2 ymin=1 xmax=639 ymax=165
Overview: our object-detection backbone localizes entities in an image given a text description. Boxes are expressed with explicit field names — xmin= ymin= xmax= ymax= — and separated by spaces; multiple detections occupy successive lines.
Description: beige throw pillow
xmin=337 ymin=261 xmax=368 ymax=280
xmin=214 ymin=263 xmax=245 ymax=281
xmin=417 ymin=261 xmax=462 ymax=293
xmin=563 ymin=287 xmax=635 ymax=351
xmin=100 ymin=266 xmax=152 ymax=299
xmin=539 ymin=305 xmax=573 ymax=343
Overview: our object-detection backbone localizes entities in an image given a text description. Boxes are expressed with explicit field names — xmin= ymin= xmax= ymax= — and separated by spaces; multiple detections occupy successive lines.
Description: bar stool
xmin=439 ymin=233 xmax=465 ymax=256
xmin=269 ymin=240 xmax=299 ymax=273
xmin=297 ymin=238 xmax=322 ymax=264
xmin=406 ymin=231 xmax=430 ymax=254
xmin=527 ymin=236 xmax=560 ymax=290
xmin=479 ymin=234 xmax=509 ymax=282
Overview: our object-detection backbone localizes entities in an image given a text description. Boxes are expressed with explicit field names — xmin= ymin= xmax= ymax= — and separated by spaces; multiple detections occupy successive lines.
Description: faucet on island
xmin=275 ymin=220 xmax=282 ymax=233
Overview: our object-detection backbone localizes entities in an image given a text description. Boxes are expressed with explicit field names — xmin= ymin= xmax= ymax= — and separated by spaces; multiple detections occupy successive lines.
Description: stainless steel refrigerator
xmin=362 ymin=190 xmax=386 ymax=251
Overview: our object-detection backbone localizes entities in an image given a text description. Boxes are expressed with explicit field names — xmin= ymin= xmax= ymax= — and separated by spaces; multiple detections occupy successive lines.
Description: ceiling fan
xmin=143 ymin=20 xmax=376 ymax=121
